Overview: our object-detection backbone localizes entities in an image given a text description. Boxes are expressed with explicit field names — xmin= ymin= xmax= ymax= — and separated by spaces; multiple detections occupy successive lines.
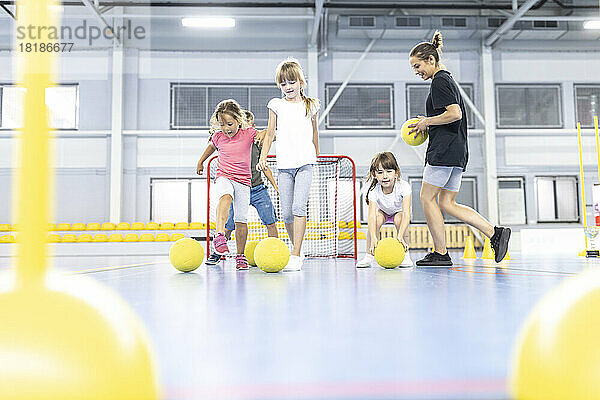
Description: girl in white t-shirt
xmin=257 ymin=58 xmax=319 ymax=271
xmin=357 ymin=152 xmax=413 ymax=268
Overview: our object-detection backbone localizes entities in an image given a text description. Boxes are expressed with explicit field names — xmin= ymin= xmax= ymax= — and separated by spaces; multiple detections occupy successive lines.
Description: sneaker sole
xmin=494 ymin=228 xmax=511 ymax=263
xmin=415 ymin=261 xmax=453 ymax=267
xmin=213 ymin=247 xmax=229 ymax=256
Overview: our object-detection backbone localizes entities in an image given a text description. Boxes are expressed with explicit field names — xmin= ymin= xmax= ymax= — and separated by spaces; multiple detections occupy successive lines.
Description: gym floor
xmin=3 ymin=251 xmax=591 ymax=400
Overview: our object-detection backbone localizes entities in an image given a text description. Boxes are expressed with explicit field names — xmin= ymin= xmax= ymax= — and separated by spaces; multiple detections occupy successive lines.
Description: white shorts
xmin=213 ymin=177 xmax=251 ymax=224
xmin=422 ymin=163 xmax=463 ymax=192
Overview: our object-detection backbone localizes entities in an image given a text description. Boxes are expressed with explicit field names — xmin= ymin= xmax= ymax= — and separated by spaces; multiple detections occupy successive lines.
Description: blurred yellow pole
xmin=595 ymin=115 xmax=600 ymax=184
xmin=577 ymin=122 xmax=588 ymax=249
xmin=15 ymin=0 xmax=57 ymax=288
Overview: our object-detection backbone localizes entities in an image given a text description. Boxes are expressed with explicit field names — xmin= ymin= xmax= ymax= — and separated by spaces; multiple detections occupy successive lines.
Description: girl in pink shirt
xmin=197 ymin=99 xmax=257 ymax=270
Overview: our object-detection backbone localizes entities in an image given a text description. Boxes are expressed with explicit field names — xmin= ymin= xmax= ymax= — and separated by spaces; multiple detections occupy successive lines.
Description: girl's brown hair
xmin=409 ymin=30 xmax=443 ymax=66
xmin=365 ymin=152 xmax=402 ymax=204
xmin=275 ymin=57 xmax=320 ymax=118
xmin=209 ymin=99 xmax=251 ymax=135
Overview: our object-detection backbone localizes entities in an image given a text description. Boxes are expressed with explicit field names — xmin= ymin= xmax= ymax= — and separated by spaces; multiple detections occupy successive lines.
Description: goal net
xmin=206 ymin=155 xmax=357 ymax=258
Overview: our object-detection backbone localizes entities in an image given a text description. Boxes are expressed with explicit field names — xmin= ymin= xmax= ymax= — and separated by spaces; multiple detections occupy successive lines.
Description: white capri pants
xmin=213 ymin=177 xmax=251 ymax=224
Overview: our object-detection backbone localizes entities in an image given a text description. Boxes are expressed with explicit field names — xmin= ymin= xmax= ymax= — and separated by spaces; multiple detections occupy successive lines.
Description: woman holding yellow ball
xmin=408 ymin=31 xmax=510 ymax=266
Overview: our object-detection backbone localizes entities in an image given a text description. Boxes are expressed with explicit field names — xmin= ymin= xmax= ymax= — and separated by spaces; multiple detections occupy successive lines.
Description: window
xmin=151 ymin=178 xmax=208 ymax=223
xmin=574 ymin=85 xmax=600 ymax=127
xmin=406 ymin=83 xmax=475 ymax=129
xmin=170 ymin=83 xmax=281 ymax=129
xmin=496 ymin=84 xmax=562 ymax=128
xmin=498 ymin=177 xmax=527 ymax=225
xmin=535 ymin=176 xmax=579 ymax=223
xmin=408 ymin=177 xmax=477 ymax=224
xmin=325 ymin=84 xmax=394 ymax=129
xmin=0 ymin=84 xmax=79 ymax=130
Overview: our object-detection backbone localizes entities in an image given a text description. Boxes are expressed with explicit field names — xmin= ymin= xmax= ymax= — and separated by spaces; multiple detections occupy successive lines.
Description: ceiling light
xmin=583 ymin=20 xmax=600 ymax=30
xmin=181 ymin=17 xmax=235 ymax=28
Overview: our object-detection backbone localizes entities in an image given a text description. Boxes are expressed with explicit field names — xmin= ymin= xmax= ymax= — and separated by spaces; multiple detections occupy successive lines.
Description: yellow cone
xmin=482 ymin=237 xmax=494 ymax=259
xmin=462 ymin=236 xmax=477 ymax=259
xmin=578 ymin=249 xmax=586 ymax=257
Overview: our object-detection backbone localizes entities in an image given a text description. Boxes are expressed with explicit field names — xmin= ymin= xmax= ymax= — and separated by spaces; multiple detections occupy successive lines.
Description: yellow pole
xmin=577 ymin=122 xmax=588 ymax=249
xmin=15 ymin=1 xmax=57 ymax=288
xmin=595 ymin=115 xmax=600 ymax=184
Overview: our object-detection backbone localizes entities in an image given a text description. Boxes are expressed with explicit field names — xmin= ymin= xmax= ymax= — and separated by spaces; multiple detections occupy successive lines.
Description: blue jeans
xmin=225 ymin=183 xmax=277 ymax=231
xmin=278 ymin=164 xmax=314 ymax=224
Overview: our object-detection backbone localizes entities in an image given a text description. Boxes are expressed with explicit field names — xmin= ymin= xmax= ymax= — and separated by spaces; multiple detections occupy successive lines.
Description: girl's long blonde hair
xmin=364 ymin=152 xmax=402 ymax=204
xmin=275 ymin=57 xmax=320 ymax=117
xmin=208 ymin=99 xmax=251 ymax=136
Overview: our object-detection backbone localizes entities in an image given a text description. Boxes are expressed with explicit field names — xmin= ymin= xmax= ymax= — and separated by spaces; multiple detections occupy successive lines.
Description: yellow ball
xmin=401 ymin=117 xmax=429 ymax=146
xmin=374 ymin=237 xmax=405 ymax=268
xmin=510 ymin=270 xmax=600 ymax=400
xmin=169 ymin=238 xmax=204 ymax=272
xmin=244 ymin=240 xmax=260 ymax=266
xmin=254 ymin=237 xmax=290 ymax=273
xmin=0 ymin=273 xmax=159 ymax=399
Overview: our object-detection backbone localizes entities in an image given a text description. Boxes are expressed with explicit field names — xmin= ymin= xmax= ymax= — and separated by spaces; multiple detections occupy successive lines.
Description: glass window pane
xmin=191 ymin=179 xmax=208 ymax=223
xmin=207 ymin=87 xmax=249 ymax=118
xmin=249 ymin=86 xmax=281 ymax=128
xmin=497 ymin=85 xmax=561 ymax=128
xmin=151 ymin=180 xmax=189 ymax=223
xmin=575 ymin=85 xmax=600 ymax=127
xmin=1 ymin=86 xmax=26 ymax=129
xmin=555 ymin=177 xmax=578 ymax=221
xmin=498 ymin=178 xmax=526 ymax=225
xmin=171 ymin=85 xmax=207 ymax=128
xmin=536 ymin=177 xmax=556 ymax=221
xmin=326 ymin=84 xmax=393 ymax=128
xmin=45 ymin=86 xmax=78 ymax=129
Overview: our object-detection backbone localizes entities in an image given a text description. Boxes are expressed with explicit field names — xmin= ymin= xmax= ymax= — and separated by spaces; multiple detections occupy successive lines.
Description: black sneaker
xmin=416 ymin=251 xmax=453 ymax=267
xmin=490 ymin=226 xmax=511 ymax=263
xmin=205 ymin=252 xmax=223 ymax=265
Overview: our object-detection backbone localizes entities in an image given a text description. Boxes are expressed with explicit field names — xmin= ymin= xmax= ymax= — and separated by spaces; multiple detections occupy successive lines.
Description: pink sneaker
xmin=213 ymin=233 xmax=229 ymax=255
xmin=236 ymin=254 xmax=249 ymax=270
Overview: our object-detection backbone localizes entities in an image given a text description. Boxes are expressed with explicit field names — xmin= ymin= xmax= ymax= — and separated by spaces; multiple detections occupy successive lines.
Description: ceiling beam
xmin=310 ymin=0 xmax=324 ymax=45
xmin=485 ymin=0 xmax=540 ymax=46
xmin=80 ymin=0 xmax=121 ymax=45
xmin=0 ymin=3 xmax=14 ymax=19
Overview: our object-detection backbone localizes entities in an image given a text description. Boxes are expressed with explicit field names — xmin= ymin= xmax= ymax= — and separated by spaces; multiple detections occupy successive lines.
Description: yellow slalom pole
xmin=577 ymin=122 xmax=588 ymax=250
xmin=595 ymin=115 xmax=600 ymax=184
xmin=15 ymin=1 xmax=57 ymax=289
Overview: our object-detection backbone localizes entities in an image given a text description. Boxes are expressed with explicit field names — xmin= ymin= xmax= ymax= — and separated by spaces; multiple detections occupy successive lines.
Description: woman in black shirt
xmin=408 ymin=31 xmax=510 ymax=266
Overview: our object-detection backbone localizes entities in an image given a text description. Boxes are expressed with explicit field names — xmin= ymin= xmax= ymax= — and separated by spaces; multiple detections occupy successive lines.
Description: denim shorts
xmin=422 ymin=163 xmax=463 ymax=192
xmin=225 ymin=183 xmax=277 ymax=231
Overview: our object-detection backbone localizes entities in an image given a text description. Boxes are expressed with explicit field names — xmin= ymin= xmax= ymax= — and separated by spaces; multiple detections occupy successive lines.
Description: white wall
xmin=1 ymin=44 xmax=600 ymax=224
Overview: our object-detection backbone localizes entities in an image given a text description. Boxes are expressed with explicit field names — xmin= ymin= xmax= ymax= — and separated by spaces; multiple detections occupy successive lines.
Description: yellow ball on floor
xmin=254 ymin=237 xmax=290 ymax=273
xmin=401 ymin=117 xmax=429 ymax=146
xmin=374 ymin=237 xmax=405 ymax=269
xmin=0 ymin=273 xmax=159 ymax=399
xmin=244 ymin=240 xmax=260 ymax=266
xmin=510 ymin=270 xmax=600 ymax=399
xmin=169 ymin=238 xmax=204 ymax=272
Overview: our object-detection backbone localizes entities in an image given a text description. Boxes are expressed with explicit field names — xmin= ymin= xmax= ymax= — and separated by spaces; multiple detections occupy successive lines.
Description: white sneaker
xmin=356 ymin=254 xmax=374 ymax=268
xmin=284 ymin=255 xmax=302 ymax=271
xmin=400 ymin=252 xmax=413 ymax=267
